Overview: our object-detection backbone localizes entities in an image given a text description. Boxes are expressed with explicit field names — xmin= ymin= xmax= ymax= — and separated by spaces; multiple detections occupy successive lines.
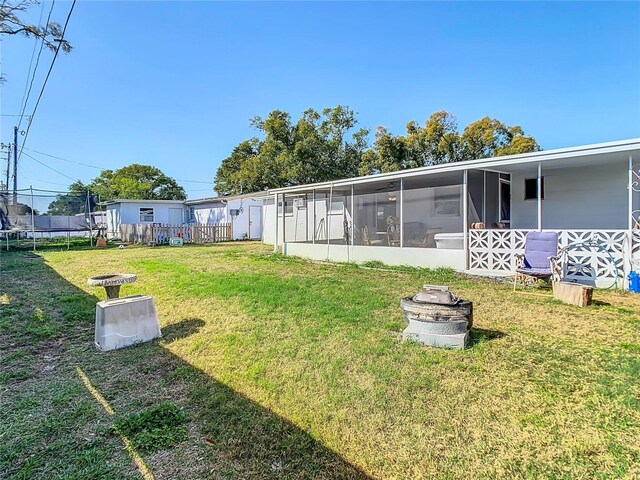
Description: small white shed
xmin=104 ymin=199 xmax=186 ymax=238
xmin=185 ymin=192 xmax=266 ymax=240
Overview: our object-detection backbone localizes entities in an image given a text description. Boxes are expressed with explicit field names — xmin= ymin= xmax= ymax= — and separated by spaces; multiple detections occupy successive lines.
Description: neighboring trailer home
xmin=185 ymin=192 xmax=266 ymax=240
xmin=104 ymin=199 xmax=186 ymax=238
xmin=263 ymin=138 xmax=640 ymax=288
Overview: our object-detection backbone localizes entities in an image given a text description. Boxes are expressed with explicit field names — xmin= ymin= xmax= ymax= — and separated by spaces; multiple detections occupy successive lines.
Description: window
xmin=329 ymin=197 xmax=344 ymax=214
xmin=188 ymin=206 xmax=195 ymax=222
xmin=432 ymin=186 xmax=461 ymax=217
xmin=139 ymin=207 xmax=154 ymax=222
xmin=278 ymin=200 xmax=294 ymax=216
xmin=524 ymin=177 xmax=544 ymax=200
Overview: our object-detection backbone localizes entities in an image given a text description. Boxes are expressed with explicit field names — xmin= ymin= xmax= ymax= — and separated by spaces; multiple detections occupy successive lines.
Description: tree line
xmin=46 ymin=165 xmax=186 ymax=215
xmin=47 ymin=107 xmax=538 ymax=214
xmin=214 ymin=107 xmax=539 ymax=195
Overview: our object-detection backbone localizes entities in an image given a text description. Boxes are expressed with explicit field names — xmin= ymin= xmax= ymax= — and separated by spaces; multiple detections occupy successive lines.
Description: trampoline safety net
xmin=0 ymin=188 xmax=105 ymax=250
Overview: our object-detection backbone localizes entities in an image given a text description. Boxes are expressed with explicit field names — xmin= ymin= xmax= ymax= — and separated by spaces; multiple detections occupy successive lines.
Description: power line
xmin=175 ymin=178 xmax=214 ymax=185
xmin=17 ymin=0 xmax=56 ymax=133
xmin=22 ymin=147 xmax=215 ymax=185
xmin=22 ymin=146 xmax=103 ymax=170
xmin=17 ymin=0 xmax=76 ymax=165
xmin=21 ymin=151 xmax=77 ymax=182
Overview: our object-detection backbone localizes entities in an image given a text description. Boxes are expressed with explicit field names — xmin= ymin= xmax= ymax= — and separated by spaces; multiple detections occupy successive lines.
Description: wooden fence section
xmin=119 ymin=223 xmax=232 ymax=244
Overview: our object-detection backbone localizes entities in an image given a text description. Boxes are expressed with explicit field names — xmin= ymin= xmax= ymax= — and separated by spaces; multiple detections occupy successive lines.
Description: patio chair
xmin=361 ymin=225 xmax=384 ymax=246
xmin=387 ymin=223 xmax=400 ymax=247
xmin=513 ymin=231 xmax=562 ymax=291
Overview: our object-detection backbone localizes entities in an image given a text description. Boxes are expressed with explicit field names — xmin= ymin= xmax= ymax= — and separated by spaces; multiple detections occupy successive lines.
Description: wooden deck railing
xmin=119 ymin=223 xmax=232 ymax=244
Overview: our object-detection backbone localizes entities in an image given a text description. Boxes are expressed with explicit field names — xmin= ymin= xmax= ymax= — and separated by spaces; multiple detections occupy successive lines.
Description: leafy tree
xmin=46 ymin=180 xmax=89 ymax=215
xmin=88 ymin=165 xmax=186 ymax=201
xmin=214 ymin=106 xmax=369 ymax=195
xmin=460 ymin=117 xmax=540 ymax=159
xmin=360 ymin=112 xmax=539 ymax=175
xmin=1 ymin=0 xmax=72 ymax=82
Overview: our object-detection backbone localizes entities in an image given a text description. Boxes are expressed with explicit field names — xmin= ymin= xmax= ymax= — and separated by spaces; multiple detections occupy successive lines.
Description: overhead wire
xmin=18 ymin=0 xmax=76 ymax=165
xmin=21 ymin=147 xmax=215 ymax=186
xmin=22 ymin=146 xmax=103 ymax=170
xmin=17 ymin=0 xmax=56 ymax=133
xmin=21 ymin=151 xmax=77 ymax=182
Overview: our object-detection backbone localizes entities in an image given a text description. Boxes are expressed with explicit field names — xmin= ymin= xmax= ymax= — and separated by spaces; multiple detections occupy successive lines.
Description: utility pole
xmin=5 ymin=144 xmax=10 ymax=194
xmin=13 ymin=126 xmax=18 ymax=205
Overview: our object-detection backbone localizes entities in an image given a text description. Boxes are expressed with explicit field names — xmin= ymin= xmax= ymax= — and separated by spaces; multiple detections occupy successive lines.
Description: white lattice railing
xmin=469 ymin=229 xmax=640 ymax=285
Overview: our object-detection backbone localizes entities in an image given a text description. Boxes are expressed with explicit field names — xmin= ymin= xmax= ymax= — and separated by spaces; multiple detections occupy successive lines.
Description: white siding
xmin=193 ymin=203 xmax=227 ymax=224
xmin=510 ymin=161 xmax=629 ymax=229
xmin=106 ymin=204 xmax=121 ymax=238
xmin=118 ymin=203 xmax=185 ymax=225
xmin=192 ymin=197 xmax=265 ymax=240
xmin=228 ymin=198 xmax=264 ymax=240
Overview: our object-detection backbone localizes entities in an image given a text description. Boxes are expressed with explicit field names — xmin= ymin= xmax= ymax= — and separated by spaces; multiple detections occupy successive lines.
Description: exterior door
xmin=249 ymin=205 xmax=262 ymax=239
xmin=168 ymin=208 xmax=183 ymax=225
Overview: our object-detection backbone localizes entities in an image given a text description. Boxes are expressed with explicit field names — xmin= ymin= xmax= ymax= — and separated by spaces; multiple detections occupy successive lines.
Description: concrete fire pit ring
xmin=400 ymin=298 xmax=473 ymax=333
xmin=400 ymin=287 xmax=473 ymax=349
xmin=88 ymin=274 xmax=137 ymax=299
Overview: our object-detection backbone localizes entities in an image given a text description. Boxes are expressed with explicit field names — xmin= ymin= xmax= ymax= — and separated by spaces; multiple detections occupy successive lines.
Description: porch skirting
xmin=282 ymin=243 xmax=466 ymax=270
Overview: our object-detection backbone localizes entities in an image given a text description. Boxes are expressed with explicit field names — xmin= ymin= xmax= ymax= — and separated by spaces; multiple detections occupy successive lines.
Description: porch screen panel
xmin=402 ymin=174 xmax=463 ymax=248
xmin=353 ymin=182 xmax=401 ymax=247
xmin=467 ymin=170 xmax=484 ymax=226
xmin=282 ymin=193 xmax=309 ymax=243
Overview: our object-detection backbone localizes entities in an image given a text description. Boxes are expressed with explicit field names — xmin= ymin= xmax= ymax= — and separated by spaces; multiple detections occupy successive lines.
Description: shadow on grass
xmin=592 ymin=299 xmax=612 ymax=307
xmin=161 ymin=317 xmax=206 ymax=343
xmin=0 ymin=252 xmax=372 ymax=480
xmin=467 ymin=327 xmax=506 ymax=348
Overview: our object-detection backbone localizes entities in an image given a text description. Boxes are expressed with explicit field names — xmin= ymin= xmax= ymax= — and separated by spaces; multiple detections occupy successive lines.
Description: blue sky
xmin=1 ymin=1 xmax=639 ymax=198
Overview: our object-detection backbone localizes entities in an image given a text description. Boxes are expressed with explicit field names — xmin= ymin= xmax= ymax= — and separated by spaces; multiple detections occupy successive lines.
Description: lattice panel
xmin=469 ymin=229 xmax=629 ymax=284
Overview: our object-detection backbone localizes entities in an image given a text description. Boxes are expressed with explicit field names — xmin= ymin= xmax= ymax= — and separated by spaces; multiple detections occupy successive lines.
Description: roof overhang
xmin=100 ymin=199 xmax=186 ymax=206
xmin=269 ymin=138 xmax=640 ymax=194
xmin=185 ymin=191 xmax=268 ymax=206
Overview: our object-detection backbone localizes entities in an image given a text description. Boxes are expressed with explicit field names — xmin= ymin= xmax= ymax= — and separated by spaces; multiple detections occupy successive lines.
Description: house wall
xmin=192 ymin=203 xmax=227 ymax=225
xmin=510 ymin=161 xmax=630 ymax=229
xmin=106 ymin=202 xmax=185 ymax=238
xmin=106 ymin=204 xmax=120 ymax=238
xmin=117 ymin=203 xmax=185 ymax=225
xmin=192 ymin=197 xmax=265 ymax=240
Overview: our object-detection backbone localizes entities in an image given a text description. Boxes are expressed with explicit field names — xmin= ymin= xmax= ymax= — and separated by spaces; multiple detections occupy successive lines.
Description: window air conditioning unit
xmin=293 ymin=198 xmax=305 ymax=208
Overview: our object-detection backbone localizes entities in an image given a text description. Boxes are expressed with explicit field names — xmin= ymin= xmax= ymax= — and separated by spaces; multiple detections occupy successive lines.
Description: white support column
xmin=462 ymin=170 xmax=469 ymax=270
xmin=627 ymin=155 xmax=634 ymax=288
xmin=399 ymin=178 xmax=404 ymax=248
xmin=537 ymin=162 xmax=542 ymax=231
xmin=326 ymin=184 xmax=333 ymax=260
xmin=273 ymin=192 xmax=278 ymax=253
xmin=312 ymin=190 xmax=316 ymax=244
xmin=350 ymin=184 xmax=355 ymax=248
xmin=281 ymin=193 xmax=286 ymax=246
xmin=482 ymin=171 xmax=487 ymax=225
xmin=628 ymin=155 xmax=634 ymax=230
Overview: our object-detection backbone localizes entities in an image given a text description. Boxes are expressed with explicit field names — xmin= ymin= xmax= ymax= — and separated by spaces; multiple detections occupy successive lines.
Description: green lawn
xmin=1 ymin=242 xmax=639 ymax=479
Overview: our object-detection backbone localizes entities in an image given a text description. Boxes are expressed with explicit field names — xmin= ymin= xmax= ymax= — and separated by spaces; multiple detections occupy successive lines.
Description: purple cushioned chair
xmin=514 ymin=231 xmax=560 ymax=290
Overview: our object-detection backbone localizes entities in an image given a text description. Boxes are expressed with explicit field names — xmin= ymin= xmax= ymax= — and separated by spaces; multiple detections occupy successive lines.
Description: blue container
xmin=628 ymin=271 xmax=640 ymax=293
